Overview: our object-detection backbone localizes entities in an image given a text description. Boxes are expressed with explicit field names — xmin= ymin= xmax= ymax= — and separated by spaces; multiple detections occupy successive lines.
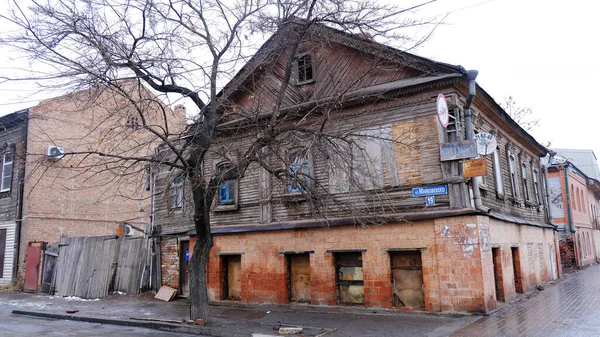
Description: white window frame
xmin=1 ymin=152 xmax=13 ymax=192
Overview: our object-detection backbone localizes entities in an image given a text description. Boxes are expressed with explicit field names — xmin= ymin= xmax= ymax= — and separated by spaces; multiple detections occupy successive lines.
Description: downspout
xmin=563 ymin=164 xmax=575 ymax=233
xmin=542 ymin=153 xmax=555 ymax=225
xmin=463 ymin=70 xmax=490 ymax=213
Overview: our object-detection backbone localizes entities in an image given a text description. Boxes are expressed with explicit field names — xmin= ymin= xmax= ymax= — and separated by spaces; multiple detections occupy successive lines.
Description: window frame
xmin=296 ymin=54 xmax=315 ymax=85
xmin=285 ymin=147 xmax=311 ymax=196
xmin=532 ymin=167 xmax=541 ymax=205
xmin=493 ymin=148 xmax=504 ymax=198
xmin=214 ymin=162 xmax=239 ymax=211
xmin=507 ymin=149 xmax=519 ymax=199
xmin=0 ymin=152 xmax=14 ymax=193
xmin=521 ymin=161 xmax=531 ymax=203
xmin=168 ymin=175 xmax=184 ymax=211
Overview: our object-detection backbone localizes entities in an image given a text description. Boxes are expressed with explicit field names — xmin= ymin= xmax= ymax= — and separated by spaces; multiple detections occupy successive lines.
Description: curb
xmin=11 ymin=310 xmax=250 ymax=337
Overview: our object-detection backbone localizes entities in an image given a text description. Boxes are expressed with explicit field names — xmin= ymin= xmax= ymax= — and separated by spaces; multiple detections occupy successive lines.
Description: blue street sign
xmin=412 ymin=185 xmax=448 ymax=197
xmin=425 ymin=196 xmax=435 ymax=206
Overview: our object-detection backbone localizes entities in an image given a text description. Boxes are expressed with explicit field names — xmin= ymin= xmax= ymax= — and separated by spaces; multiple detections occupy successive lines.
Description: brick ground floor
xmin=160 ymin=215 xmax=560 ymax=313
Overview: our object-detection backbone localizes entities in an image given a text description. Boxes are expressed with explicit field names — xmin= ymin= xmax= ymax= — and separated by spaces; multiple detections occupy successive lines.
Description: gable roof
xmin=217 ymin=19 xmax=467 ymax=103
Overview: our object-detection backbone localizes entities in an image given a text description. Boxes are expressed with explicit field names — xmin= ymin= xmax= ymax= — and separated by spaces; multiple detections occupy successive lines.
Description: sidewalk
xmin=1 ymin=291 xmax=479 ymax=337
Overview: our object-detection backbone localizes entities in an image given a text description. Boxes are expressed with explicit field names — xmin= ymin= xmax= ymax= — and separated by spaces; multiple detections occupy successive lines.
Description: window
xmin=215 ymin=162 xmax=238 ymax=209
xmin=508 ymin=150 xmax=518 ymax=198
xmin=297 ymin=54 xmax=314 ymax=83
xmin=493 ymin=149 xmax=504 ymax=197
xmin=532 ymin=168 xmax=541 ymax=205
xmin=571 ymin=184 xmax=576 ymax=211
xmin=1 ymin=152 xmax=13 ymax=192
xmin=522 ymin=162 xmax=530 ymax=202
xmin=169 ymin=176 xmax=184 ymax=209
xmin=286 ymin=147 xmax=310 ymax=194
xmin=581 ymin=190 xmax=586 ymax=213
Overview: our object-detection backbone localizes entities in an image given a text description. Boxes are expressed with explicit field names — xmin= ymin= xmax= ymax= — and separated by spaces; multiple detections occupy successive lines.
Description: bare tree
xmin=501 ymin=96 xmax=539 ymax=131
xmin=0 ymin=0 xmax=443 ymax=321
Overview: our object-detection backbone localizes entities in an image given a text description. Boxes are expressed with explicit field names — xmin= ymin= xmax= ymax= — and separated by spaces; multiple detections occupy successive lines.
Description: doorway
xmin=0 ymin=229 xmax=6 ymax=276
xmin=492 ymin=248 xmax=504 ymax=302
xmin=390 ymin=251 xmax=424 ymax=309
xmin=511 ymin=247 xmax=523 ymax=293
xmin=335 ymin=252 xmax=364 ymax=305
xmin=222 ymin=255 xmax=241 ymax=300
xmin=287 ymin=254 xmax=311 ymax=303
xmin=179 ymin=240 xmax=190 ymax=297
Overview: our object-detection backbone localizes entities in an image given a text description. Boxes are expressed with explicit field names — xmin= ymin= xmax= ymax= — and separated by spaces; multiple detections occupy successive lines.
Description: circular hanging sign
xmin=436 ymin=94 xmax=449 ymax=128
xmin=474 ymin=132 xmax=497 ymax=155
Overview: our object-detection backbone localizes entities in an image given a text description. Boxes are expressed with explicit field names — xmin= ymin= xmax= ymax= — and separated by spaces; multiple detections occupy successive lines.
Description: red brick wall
xmin=184 ymin=215 xmax=557 ymax=313
xmin=161 ymin=238 xmax=180 ymax=289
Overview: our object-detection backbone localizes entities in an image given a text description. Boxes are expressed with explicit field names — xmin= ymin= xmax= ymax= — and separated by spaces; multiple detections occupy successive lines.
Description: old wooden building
xmin=155 ymin=22 xmax=559 ymax=313
xmin=0 ymin=111 xmax=28 ymax=285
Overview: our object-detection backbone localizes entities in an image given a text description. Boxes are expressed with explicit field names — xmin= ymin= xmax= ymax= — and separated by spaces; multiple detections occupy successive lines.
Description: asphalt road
xmin=0 ymin=312 xmax=202 ymax=337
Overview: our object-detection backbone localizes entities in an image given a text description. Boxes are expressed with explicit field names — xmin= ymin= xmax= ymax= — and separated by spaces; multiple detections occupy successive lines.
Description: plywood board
xmin=155 ymin=285 xmax=178 ymax=302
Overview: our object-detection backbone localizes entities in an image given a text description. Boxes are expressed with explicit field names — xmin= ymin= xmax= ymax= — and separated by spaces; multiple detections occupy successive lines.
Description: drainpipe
xmin=542 ymin=152 xmax=555 ymax=225
xmin=14 ymin=110 xmax=28 ymax=282
xmin=563 ymin=164 xmax=576 ymax=233
xmin=463 ymin=70 xmax=490 ymax=213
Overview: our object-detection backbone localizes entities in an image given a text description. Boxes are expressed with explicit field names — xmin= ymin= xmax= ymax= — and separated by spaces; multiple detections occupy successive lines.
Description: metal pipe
xmin=564 ymin=164 xmax=576 ymax=233
xmin=463 ymin=70 xmax=490 ymax=213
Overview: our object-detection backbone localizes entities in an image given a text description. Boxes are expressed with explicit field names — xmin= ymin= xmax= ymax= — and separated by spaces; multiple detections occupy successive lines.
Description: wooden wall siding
xmin=466 ymin=97 xmax=547 ymax=224
xmin=230 ymin=41 xmax=425 ymax=118
xmin=0 ymin=125 xmax=26 ymax=225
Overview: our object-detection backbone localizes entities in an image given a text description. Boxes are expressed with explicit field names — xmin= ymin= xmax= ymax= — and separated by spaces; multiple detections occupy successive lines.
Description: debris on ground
xmin=154 ymin=286 xmax=177 ymax=302
xmin=279 ymin=327 xmax=302 ymax=335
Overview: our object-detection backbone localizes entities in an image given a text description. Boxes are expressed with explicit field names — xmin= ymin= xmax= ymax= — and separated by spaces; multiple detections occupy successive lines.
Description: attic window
xmin=297 ymin=55 xmax=314 ymax=84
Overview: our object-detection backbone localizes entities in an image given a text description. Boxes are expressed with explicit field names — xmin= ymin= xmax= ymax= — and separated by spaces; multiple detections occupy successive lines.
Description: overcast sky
xmin=1 ymin=0 xmax=598 ymax=160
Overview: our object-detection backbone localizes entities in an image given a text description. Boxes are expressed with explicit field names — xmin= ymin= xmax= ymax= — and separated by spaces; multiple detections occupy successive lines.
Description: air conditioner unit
xmin=46 ymin=146 xmax=65 ymax=161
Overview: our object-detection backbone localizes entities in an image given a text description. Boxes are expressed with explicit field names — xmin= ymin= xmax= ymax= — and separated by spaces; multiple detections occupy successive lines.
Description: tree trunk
xmin=189 ymin=183 xmax=214 ymax=321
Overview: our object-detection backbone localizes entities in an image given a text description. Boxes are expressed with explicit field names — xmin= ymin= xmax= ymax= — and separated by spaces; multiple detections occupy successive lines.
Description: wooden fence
xmin=53 ymin=235 xmax=147 ymax=298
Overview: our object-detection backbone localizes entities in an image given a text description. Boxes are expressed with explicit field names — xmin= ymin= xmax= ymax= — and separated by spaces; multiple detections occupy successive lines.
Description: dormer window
xmin=297 ymin=54 xmax=314 ymax=84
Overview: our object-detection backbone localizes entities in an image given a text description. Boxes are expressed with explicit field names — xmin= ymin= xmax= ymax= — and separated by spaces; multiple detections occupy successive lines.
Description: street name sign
xmin=413 ymin=185 xmax=448 ymax=197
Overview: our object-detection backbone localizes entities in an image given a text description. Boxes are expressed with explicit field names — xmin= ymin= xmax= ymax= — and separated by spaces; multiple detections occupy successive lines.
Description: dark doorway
xmin=492 ymin=248 xmax=504 ymax=302
xmin=511 ymin=247 xmax=523 ymax=293
xmin=334 ymin=252 xmax=364 ymax=305
xmin=0 ymin=229 xmax=6 ymax=276
xmin=288 ymin=254 xmax=311 ymax=303
xmin=222 ymin=255 xmax=241 ymax=300
xmin=179 ymin=240 xmax=190 ymax=297
xmin=390 ymin=251 xmax=424 ymax=309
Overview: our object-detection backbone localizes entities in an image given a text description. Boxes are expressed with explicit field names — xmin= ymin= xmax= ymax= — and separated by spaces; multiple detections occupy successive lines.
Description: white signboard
xmin=474 ymin=132 xmax=497 ymax=155
xmin=436 ymin=94 xmax=449 ymax=128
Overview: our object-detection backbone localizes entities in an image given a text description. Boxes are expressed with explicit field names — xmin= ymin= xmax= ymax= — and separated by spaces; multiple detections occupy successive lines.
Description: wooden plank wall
xmin=55 ymin=235 xmax=146 ymax=298
xmin=114 ymin=237 xmax=146 ymax=294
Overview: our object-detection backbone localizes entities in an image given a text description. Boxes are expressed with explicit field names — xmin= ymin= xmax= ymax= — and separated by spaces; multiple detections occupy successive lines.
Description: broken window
xmin=215 ymin=162 xmax=237 ymax=208
xmin=0 ymin=152 xmax=13 ymax=192
xmin=532 ymin=167 xmax=541 ymax=205
xmin=493 ymin=148 xmax=504 ymax=197
xmin=297 ymin=54 xmax=314 ymax=83
xmin=169 ymin=176 xmax=184 ymax=210
xmin=522 ymin=162 xmax=530 ymax=202
xmin=508 ymin=149 xmax=518 ymax=199
xmin=286 ymin=147 xmax=310 ymax=194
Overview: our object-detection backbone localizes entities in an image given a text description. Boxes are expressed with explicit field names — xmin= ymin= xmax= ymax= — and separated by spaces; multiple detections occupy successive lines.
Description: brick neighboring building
xmin=154 ymin=22 xmax=560 ymax=313
xmin=546 ymin=150 xmax=600 ymax=267
xmin=0 ymin=84 xmax=186 ymax=285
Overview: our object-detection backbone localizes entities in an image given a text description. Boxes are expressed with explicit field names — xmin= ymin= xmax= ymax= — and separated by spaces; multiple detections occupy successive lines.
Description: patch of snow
xmin=63 ymin=296 xmax=101 ymax=301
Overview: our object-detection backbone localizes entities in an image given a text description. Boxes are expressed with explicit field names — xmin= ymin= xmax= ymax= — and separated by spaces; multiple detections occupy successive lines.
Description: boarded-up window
xmin=329 ymin=125 xmax=398 ymax=193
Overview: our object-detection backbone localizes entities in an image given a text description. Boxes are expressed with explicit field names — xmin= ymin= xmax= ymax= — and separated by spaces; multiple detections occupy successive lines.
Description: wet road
xmin=453 ymin=264 xmax=600 ymax=337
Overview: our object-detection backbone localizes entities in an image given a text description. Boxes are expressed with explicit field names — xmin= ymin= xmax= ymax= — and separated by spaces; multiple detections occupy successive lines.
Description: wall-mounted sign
xmin=425 ymin=196 xmax=435 ymax=206
xmin=440 ymin=140 xmax=477 ymax=161
xmin=463 ymin=157 xmax=487 ymax=178
xmin=413 ymin=185 xmax=448 ymax=197
xmin=474 ymin=132 xmax=497 ymax=155
xmin=436 ymin=94 xmax=449 ymax=128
